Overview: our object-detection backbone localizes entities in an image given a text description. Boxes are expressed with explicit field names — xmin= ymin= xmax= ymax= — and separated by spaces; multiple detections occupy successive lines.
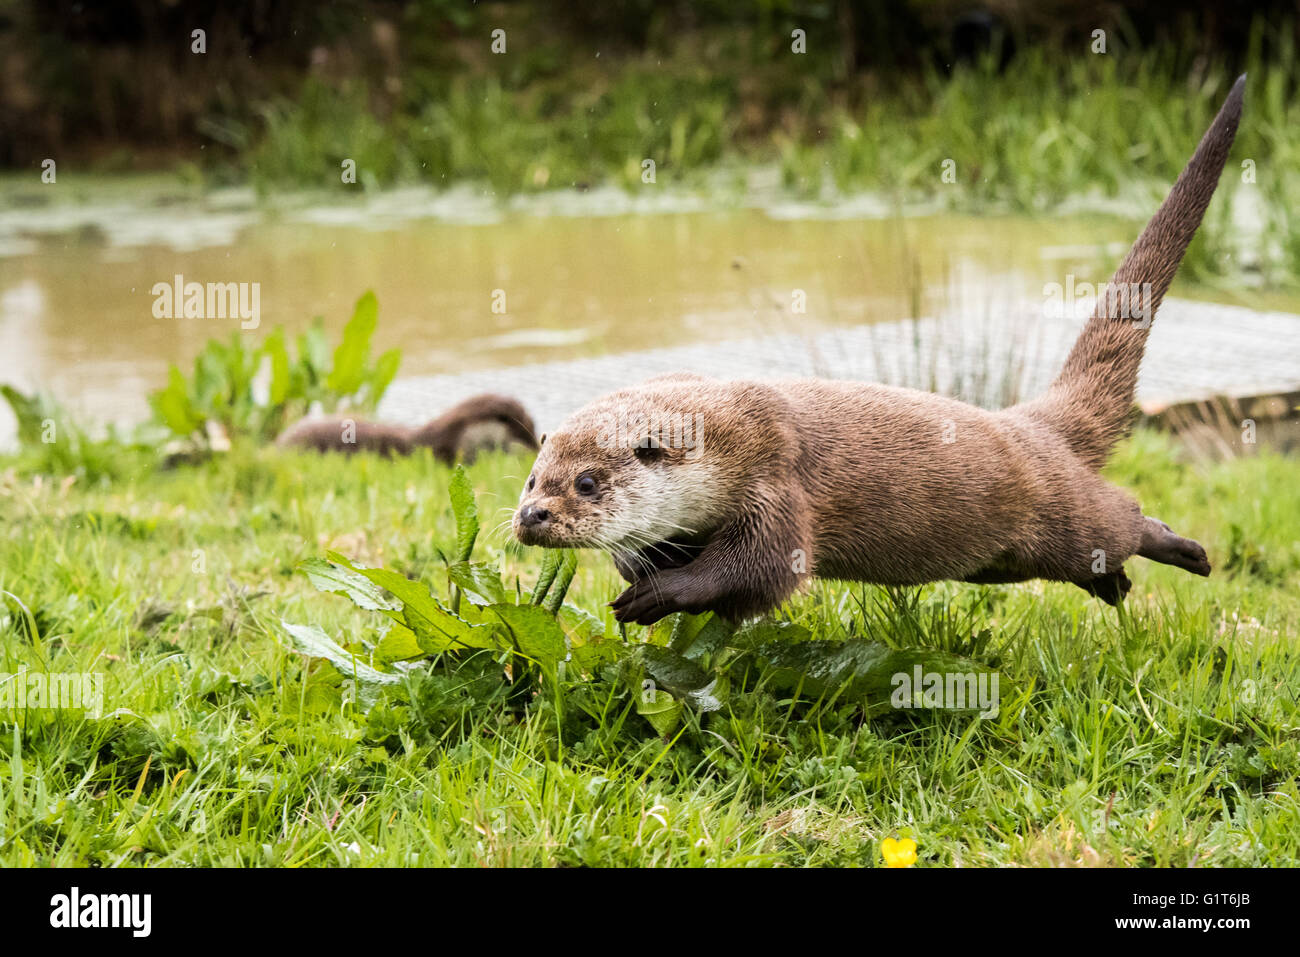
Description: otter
xmin=514 ymin=77 xmax=1244 ymax=625
xmin=276 ymin=393 xmax=538 ymax=461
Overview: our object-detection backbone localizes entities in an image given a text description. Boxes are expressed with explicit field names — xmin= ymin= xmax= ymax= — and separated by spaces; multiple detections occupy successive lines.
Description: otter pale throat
xmin=277 ymin=393 xmax=538 ymax=462
xmin=514 ymin=78 xmax=1242 ymax=625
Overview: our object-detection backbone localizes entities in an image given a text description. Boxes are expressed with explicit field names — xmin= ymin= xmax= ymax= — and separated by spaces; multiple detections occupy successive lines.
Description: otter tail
xmin=1022 ymin=75 xmax=1244 ymax=469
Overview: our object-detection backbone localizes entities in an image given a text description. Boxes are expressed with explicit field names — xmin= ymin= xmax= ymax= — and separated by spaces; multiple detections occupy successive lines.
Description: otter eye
xmin=526 ymin=475 xmax=536 ymax=491
xmin=575 ymin=474 xmax=597 ymax=496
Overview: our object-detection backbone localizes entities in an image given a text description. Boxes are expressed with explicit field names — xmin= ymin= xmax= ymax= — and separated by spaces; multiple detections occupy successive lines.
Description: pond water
xmin=1 ymin=179 xmax=1291 ymax=445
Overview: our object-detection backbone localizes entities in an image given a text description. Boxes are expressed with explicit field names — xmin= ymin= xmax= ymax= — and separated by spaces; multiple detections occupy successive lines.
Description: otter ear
xmin=634 ymin=437 xmax=663 ymax=464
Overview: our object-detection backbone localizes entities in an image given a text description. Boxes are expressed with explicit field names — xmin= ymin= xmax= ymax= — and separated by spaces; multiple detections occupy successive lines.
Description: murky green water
xmin=2 ymin=179 xmax=1293 ymax=440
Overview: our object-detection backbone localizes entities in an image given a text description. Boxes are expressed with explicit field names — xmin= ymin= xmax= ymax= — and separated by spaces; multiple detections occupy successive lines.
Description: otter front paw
xmin=610 ymin=577 xmax=677 ymax=625
xmin=611 ymin=570 xmax=706 ymax=625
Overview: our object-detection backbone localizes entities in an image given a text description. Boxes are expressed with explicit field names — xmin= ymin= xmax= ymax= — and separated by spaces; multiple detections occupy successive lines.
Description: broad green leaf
xmin=753 ymin=639 xmax=1001 ymax=714
xmin=754 ymin=639 xmax=892 ymax=700
xmin=879 ymin=647 xmax=1005 ymax=716
xmin=302 ymin=663 xmax=344 ymax=713
xmin=369 ymin=348 xmax=401 ymax=404
xmin=677 ymin=613 xmax=735 ymax=662
xmin=298 ymin=558 xmax=401 ymax=612
xmin=637 ymin=644 xmax=723 ymax=712
xmin=488 ymin=603 xmax=568 ymax=669
xmin=656 ymin=611 xmax=720 ymax=652
xmin=260 ymin=328 xmax=291 ymax=405
xmin=278 ymin=620 xmax=402 ymax=707
xmin=326 ymin=551 xmax=497 ymax=653
xmin=662 ymin=612 xmax=699 ymax=649
xmin=403 ymin=602 xmax=498 ymax=655
xmin=556 ymin=603 xmax=617 ymax=670
xmin=0 ymin=386 xmax=44 ymax=445
xmin=447 ymin=561 xmax=508 ymax=606
xmin=731 ymin=619 xmax=814 ymax=649
xmin=448 ymin=466 xmax=479 ymax=562
xmin=299 ymin=320 xmax=331 ymax=381
xmin=569 ymin=640 xmax=623 ymax=672
xmin=326 ymin=291 xmax=378 ymax=394
xmin=375 ymin=622 xmax=424 ymax=663
xmin=195 ymin=341 xmax=233 ymax=409
xmin=557 ymin=603 xmax=605 ymax=644
xmin=150 ymin=365 xmax=202 ymax=436
xmin=636 ymin=686 xmax=684 ymax=737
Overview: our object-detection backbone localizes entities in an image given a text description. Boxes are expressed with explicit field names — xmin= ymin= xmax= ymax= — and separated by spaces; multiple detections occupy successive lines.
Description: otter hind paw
xmin=1077 ymin=568 xmax=1133 ymax=606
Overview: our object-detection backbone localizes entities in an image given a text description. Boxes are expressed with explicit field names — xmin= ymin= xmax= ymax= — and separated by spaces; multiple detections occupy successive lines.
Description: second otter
xmin=277 ymin=393 xmax=538 ymax=462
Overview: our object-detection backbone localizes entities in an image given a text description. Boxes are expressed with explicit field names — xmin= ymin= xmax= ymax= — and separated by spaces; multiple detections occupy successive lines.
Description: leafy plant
xmin=148 ymin=290 xmax=400 ymax=447
xmin=284 ymin=463 xmax=603 ymax=702
xmin=0 ymin=385 xmax=156 ymax=481
xmin=282 ymin=464 xmax=1004 ymax=737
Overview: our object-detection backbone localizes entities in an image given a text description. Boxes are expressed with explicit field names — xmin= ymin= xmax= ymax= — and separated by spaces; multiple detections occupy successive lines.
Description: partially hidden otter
xmin=514 ymin=77 xmax=1244 ymax=625
xmin=276 ymin=393 xmax=538 ymax=462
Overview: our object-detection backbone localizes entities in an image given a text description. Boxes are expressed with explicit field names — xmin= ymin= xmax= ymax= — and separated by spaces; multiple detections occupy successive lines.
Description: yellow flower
xmin=881 ymin=836 xmax=917 ymax=868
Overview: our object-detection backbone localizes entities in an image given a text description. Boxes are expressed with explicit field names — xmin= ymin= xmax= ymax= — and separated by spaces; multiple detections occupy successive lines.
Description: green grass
xmin=1 ymin=429 xmax=1298 ymax=867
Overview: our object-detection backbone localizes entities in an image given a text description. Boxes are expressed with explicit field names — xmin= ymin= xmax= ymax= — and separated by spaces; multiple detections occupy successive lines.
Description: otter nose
xmin=519 ymin=503 xmax=551 ymax=527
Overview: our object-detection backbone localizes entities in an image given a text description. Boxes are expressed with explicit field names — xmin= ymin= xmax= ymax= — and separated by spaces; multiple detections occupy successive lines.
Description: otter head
xmin=452 ymin=394 xmax=540 ymax=459
xmin=411 ymin=393 xmax=540 ymax=462
xmin=473 ymin=394 xmax=539 ymax=451
xmin=513 ymin=396 xmax=718 ymax=553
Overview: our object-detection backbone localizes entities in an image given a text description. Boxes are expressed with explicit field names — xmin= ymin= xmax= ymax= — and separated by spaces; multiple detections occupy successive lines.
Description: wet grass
xmin=1 ymin=429 xmax=1297 ymax=866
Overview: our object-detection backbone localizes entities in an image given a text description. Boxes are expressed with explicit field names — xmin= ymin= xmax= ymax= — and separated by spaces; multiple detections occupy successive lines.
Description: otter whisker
xmin=641 ymin=517 xmax=702 ymax=538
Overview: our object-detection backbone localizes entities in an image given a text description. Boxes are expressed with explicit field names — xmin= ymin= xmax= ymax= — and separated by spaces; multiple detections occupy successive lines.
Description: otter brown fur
xmin=514 ymin=78 xmax=1244 ymax=625
xmin=276 ymin=393 xmax=538 ymax=461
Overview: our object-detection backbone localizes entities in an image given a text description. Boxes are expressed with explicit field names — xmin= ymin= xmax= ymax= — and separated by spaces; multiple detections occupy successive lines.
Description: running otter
xmin=277 ymin=393 xmax=538 ymax=461
xmin=514 ymin=78 xmax=1243 ymax=625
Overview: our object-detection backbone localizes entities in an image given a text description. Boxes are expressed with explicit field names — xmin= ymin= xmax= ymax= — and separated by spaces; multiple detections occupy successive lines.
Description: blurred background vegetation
xmin=0 ymin=1 xmax=1294 ymax=196
xmin=1 ymin=1 xmax=1298 ymax=289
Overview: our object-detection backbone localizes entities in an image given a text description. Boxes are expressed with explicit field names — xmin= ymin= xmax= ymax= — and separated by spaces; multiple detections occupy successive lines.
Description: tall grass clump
xmin=791 ymin=24 xmax=1299 ymax=281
